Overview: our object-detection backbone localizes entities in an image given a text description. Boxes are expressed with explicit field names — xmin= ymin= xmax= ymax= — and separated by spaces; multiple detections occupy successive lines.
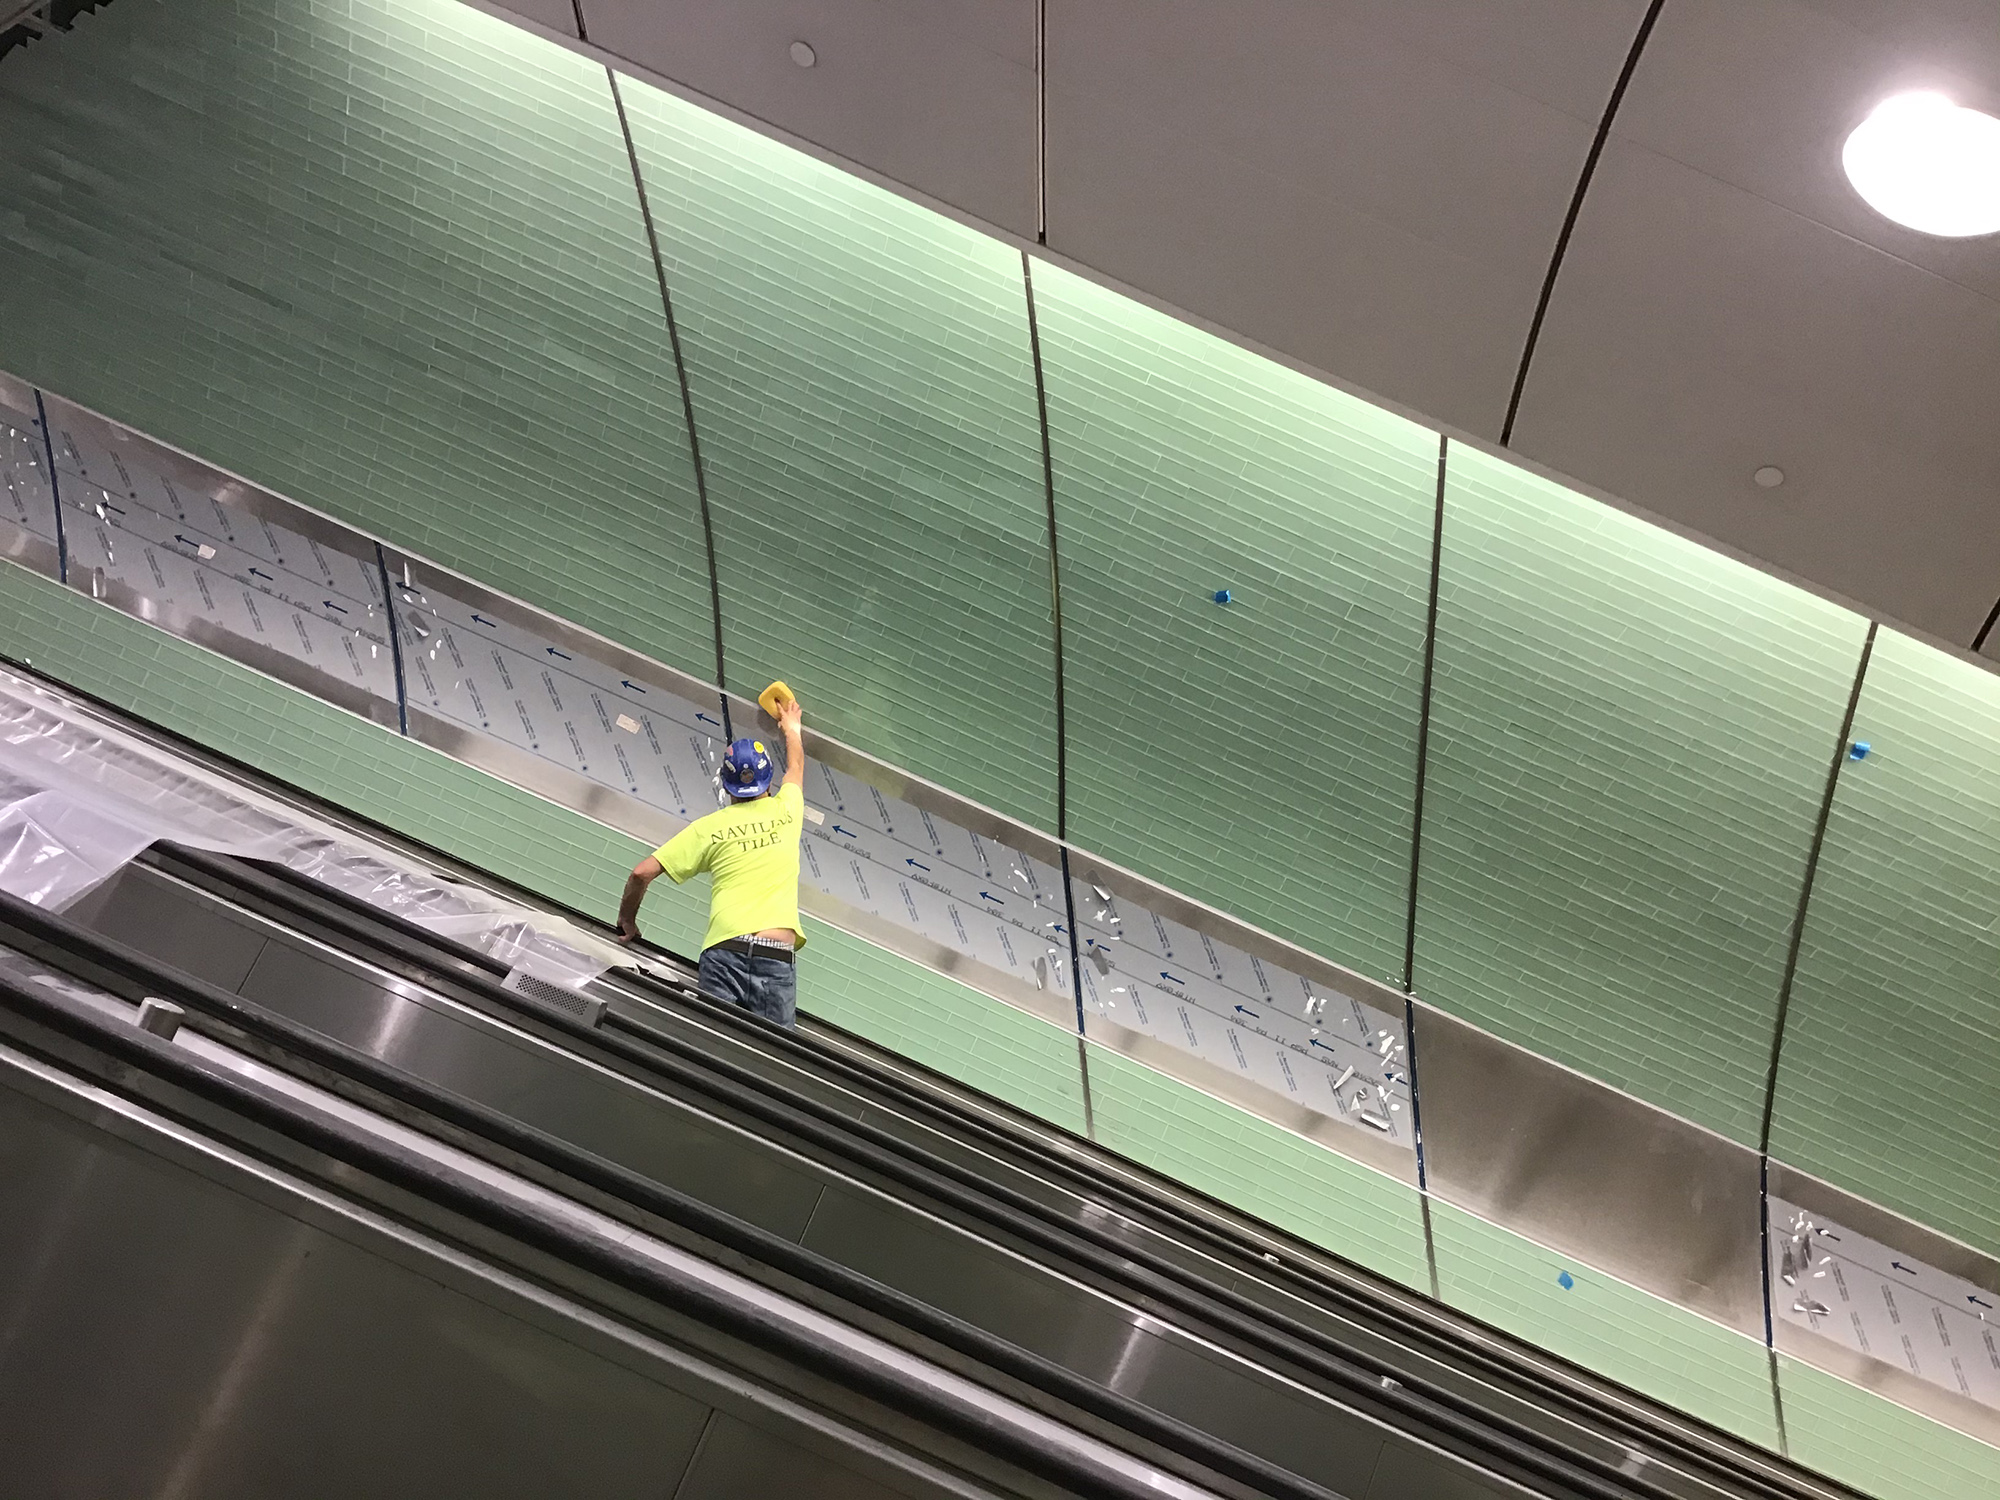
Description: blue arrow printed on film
xmin=323 ymin=600 xmax=347 ymax=614
xmin=905 ymin=858 xmax=930 ymax=871
xmin=621 ymin=680 xmax=647 ymax=693
xmin=832 ymin=824 xmax=861 ymax=839
xmin=546 ymin=646 xmax=571 ymax=660
xmin=249 ymin=567 xmax=274 ymax=580
xmin=979 ymin=891 xmax=1004 ymax=905
xmin=1891 ymin=1262 xmax=1918 ymax=1277
xmin=1234 ymin=1005 xmax=1259 ymax=1017
xmin=696 ymin=712 xmax=720 ymax=725
xmin=470 ymin=613 xmax=497 ymax=627
xmin=1160 ymin=970 xmax=1186 ymax=984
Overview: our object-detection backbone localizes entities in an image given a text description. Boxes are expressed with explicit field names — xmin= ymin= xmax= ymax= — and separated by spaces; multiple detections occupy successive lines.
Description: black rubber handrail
xmin=0 ymin=892 xmax=1405 ymax=1500
xmin=139 ymin=847 xmax=1843 ymax=1500
xmin=0 ymin=964 xmax=1233 ymax=1500
xmin=8 ymin=882 xmax=1704 ymax=1500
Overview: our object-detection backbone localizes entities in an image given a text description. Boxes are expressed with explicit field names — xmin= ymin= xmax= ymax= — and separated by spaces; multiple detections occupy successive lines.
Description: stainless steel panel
xmin=801 ymin=1186 xmax=1391 ymax=1495
xmin=234 ymin=937 xmax=833 ymax=1240
xmin=676 ymin=1410 xmax=964 ymax=1500
xmin=578 ymin=0 xmax=1039 ymax=239
xmin=1365 ymin=1440 xmax=1516 ymax=1500
xmin=0 ymin=1077 xmax=716 ymax=1500
xmin=1768 ymin=1160 xmax=2000 ymax=1449
xmin=67 ymin=863 xmax=272 ymax=992
xmin=1418 ymin=1003 xmax=1764 ymax=1332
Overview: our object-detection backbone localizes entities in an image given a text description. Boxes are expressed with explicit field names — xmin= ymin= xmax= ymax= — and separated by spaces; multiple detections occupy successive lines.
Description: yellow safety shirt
xmin=652 ymin=780 xmax=807 ymax=953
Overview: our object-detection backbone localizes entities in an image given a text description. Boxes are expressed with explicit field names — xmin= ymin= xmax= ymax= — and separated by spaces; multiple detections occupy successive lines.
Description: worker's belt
xmin=710 ymin=935 xmax=796 ymax=964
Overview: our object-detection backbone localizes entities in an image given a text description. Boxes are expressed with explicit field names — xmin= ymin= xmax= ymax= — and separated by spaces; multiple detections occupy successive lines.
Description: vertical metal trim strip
xmin=375 ymin=542 xmax=410 ymax=736
xmin=1021 ymin=252 xmax=1086 ymax=1047
xmin=33 ymin=390 xmax=65 ymax=584
xmin=607 ymin=67 xmax=735 ymax=738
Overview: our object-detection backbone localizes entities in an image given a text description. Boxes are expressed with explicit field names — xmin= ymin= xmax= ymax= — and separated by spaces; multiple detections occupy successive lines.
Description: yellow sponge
xmin=758 ymin=680 xmax=797 ymax=720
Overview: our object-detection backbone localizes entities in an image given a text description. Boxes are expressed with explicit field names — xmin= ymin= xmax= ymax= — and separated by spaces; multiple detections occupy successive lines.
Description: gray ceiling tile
xmin=580 ymin=0 xmax=1037 ymax=236
xmin=1045 ymin=0 xmax=1635 ymax=437
xmin=1513 ymin=138 xmax=2000 ymax=643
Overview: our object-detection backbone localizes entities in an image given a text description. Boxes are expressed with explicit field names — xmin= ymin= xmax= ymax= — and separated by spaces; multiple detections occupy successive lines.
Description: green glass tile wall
xmin=1429 ymin=1201 xmax=1780 ymax=1446
xmin=804 ymin=923 xmax=1088 ymax=1136
xmin=621 ymin=84 xmax=1059 ymax=830
xmin=0 ymin=557 xmax=710 ymax=954
xmin=0 ymin=0 xmax=717 ymax=682
xmin=1083 ymin=1044 xmax=1431 ymax=1290
xmin=1033 ymin=264 xmax=1435 ymax=972
xmin=1779 ymin=1355 xmax=2000 ymax=1500
xmin=1417 ymin=445 xmax=1868 ymax=1142
xmin=1774 ymin=629 xmax=2000 ymax=1255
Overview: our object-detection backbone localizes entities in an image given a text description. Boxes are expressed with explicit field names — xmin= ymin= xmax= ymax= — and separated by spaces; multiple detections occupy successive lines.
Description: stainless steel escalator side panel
xmin=1417 ymin=1004 xmax=1766 ymax=1336
xmin=63 ymin=868 xmax=275 ymax=993
xmin=0 ymin=1047 xmax=972 ymax=1500
xmin=231 ymin=936 xmax=835 ymax=1242
xmin=46 ymin=863 xmax=1600 ymax=1500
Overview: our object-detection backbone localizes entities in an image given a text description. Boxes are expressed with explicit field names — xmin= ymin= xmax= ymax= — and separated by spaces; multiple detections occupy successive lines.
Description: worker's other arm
xmin=617 ymin=856 xmax=663 ymax=943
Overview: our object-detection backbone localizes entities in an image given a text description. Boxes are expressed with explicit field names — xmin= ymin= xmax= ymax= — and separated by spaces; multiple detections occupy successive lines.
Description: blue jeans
xmin=698 ymin=944 xmax=798 ymax=1027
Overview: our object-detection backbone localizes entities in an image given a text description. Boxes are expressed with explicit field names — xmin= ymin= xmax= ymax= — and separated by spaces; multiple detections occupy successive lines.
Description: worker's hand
xmin=617 ymin=918 xmax=642 ymax=945
xmin=778 ymin=696 xmax=803 ymax=733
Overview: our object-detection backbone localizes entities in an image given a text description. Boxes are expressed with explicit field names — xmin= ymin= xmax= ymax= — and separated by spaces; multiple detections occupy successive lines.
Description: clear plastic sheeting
xmin=0 ymin=669 xmax=621 ymax=991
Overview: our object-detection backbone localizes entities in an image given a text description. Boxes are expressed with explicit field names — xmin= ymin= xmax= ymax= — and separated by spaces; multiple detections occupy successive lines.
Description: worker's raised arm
xmin=779 ymin=696 xmax=805 ymax=791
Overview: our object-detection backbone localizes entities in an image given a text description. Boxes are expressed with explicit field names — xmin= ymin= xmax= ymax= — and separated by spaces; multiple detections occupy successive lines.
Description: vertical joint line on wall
xmin=1021 ymin=251 xmax=1067 ymax=839
xmin=1404 ymin=437 xmax=1448 ymax=1297
xmin=608 ymin=68 xmax=733 ymax=738
xmin=374 ymin=543 xmax=410 ymax=736
xmin=1758 ymin=620 xmax=1876 ymax=1158
xmin=1075 ymin=1034 xmax=1097 ymax=1143
xmin=1402 ymin=435 xmax=1447 ymax=995
xmin=33 ymin=391 xmax=66 ymax=584
xmin=1024 ymin=251 xmax=1086 ymax=1039
xmin=1499 ymin=0 xmax=1667 ymax=446
xmin=1035 ymin=0 xmax=1048 ymax=244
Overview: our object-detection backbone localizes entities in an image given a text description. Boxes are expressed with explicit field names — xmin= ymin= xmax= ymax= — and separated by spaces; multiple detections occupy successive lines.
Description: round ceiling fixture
xmin=1842 ymin=92 xmax=2000 ymax=237
xmin=789 ymin=40 xmax=817 ymax=68
xmin=1753 ymin=466 xmax=1786 ymax=488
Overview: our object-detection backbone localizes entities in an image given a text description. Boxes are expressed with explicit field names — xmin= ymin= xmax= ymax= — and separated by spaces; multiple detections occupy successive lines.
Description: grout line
xmin=1499 ymin=0 xmax=1668 ymax=446
xmin=606 ymin=67 xmax=733 ymax=738
xmin=374 ymin=542 xmax=410 ymax=736
xmin=1420 ymin=1193 xmax=1441 ymax=1302
xmin=33 ymin=390 xmax=65 ymax=585
xmin=1757 ymin=620 xmax=1876 ymax=1159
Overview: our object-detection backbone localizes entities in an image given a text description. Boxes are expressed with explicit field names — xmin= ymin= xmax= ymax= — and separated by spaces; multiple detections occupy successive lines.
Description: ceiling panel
xmin=1513 ymin=135 xmax=2000 ymax=644
xmin=484 ymin=0 xmax=578 ymax=40
xmin=1043 ymin=0 xmax=1643 ymax=439
xmin=578 ymin=0 xmax=1037 ymax=237
xmin=1612 ymin=0 xmax=2000 ymax=302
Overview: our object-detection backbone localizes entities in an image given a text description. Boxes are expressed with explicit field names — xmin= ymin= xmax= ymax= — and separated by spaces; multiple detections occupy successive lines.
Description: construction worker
xmin=617 ymin=694 xmax=807 ymax=1026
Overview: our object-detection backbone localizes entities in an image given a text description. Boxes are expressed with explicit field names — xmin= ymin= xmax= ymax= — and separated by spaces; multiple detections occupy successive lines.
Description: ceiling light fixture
xmin=789 ymin=40 xmax=816 ymax=68
xmin=1842 ymin=92 xmax=2000 ymax=237
xmin=1753 ymin=466 xmax=1785 ymax=488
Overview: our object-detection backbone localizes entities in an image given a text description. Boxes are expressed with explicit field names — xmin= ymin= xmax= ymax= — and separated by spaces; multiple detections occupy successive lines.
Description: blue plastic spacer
xmin=1213 ymin=589 xmax=1232 ymax=605
xmin=1557 ymin=1270 xmax=1575 ymax=1291
xmin=1848 ymin=741 xmax=1871 ymax=762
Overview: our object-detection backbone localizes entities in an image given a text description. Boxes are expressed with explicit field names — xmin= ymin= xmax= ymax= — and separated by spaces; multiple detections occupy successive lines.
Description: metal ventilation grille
xmin=501 ymin=968 xmax=608 ymax=1029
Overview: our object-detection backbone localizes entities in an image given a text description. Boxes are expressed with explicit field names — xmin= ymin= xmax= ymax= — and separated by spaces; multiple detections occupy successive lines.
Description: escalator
xmin=0 ymin=682 xmax=1869 ymax=1500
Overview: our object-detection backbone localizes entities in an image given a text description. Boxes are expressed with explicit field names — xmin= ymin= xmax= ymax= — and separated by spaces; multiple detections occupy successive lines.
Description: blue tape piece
xmin=1557 ymin=1270 xmax=1575 ymax=1291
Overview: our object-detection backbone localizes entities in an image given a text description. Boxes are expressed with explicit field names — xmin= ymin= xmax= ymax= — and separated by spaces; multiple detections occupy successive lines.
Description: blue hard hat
xmin=720 ymin=736 xmax=774 ymax=799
